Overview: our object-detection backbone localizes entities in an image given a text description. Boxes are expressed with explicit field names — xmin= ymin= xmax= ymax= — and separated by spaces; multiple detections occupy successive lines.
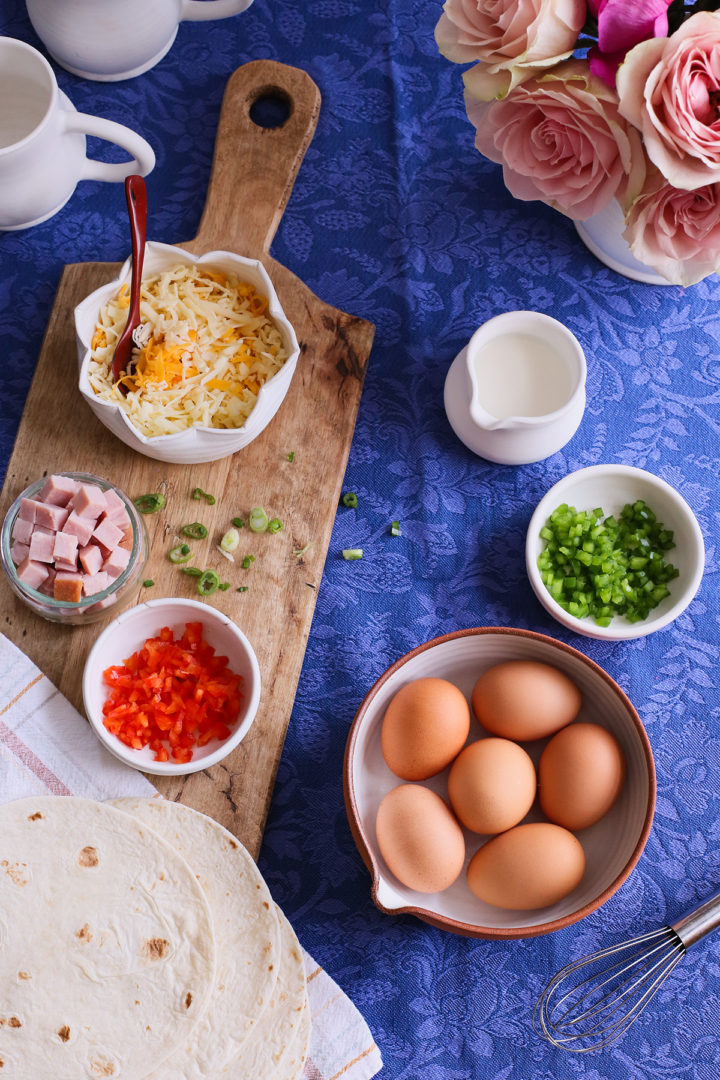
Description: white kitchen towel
xmin=0 ymin=631 xmax=383 ymax=1080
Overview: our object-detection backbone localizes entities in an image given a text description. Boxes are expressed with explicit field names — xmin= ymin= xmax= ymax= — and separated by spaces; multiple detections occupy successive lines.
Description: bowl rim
xmin=525 ymin=464 xmax=705 ymax=642
xmin=82 ymin=597 xmax=262 ymax=776
xmin=76 ymin=241 xmax=301 ymax=447
xmin=343 ymin=625 xmax=657 ymax=939
xmin=1 ymin=471 xmax=147 ymax=611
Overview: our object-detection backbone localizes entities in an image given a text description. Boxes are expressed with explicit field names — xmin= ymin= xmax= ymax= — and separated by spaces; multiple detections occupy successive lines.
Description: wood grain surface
xmin=0 ymin=61 xmax=375 ymax=858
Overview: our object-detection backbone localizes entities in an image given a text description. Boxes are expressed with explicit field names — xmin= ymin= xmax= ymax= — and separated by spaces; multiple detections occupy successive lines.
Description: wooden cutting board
xmin=0 ymin=60 xmax=374 ymax=859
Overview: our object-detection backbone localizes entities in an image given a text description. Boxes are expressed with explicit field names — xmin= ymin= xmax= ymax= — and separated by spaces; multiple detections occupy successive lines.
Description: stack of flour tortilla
xmin=0 ymin=796 xmax=310 ymax=1079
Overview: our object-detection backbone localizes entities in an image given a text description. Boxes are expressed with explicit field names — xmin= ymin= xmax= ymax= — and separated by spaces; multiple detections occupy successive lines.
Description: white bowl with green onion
xmin=526 ymin=465 xmax=705 ymax=641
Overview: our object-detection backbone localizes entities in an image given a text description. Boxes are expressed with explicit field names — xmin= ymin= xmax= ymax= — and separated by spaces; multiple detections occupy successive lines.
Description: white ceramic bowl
xmin=75 ymin=241 xmax=300 ymax=464
xmin=526 ymin=465 xmax=705 ymax=641
xmin=83 ymin=597 xmax=261 ymax=775
xmin=344 ymin=627 xmax=655 ymax=939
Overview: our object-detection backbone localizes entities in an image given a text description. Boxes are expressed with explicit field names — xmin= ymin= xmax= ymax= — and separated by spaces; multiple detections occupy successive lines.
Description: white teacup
xmin=26 ymin=0 xmax=254 ymax=82
xmin=0 ymin=37 xmax=155 ymax=230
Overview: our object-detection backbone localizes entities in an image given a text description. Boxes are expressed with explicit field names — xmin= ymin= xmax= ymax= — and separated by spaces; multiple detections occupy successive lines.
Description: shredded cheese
xmin=87 ymin=265 xmax=289 ymax=438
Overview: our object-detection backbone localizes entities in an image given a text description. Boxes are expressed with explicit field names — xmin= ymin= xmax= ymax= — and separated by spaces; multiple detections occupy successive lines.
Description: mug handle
xmin=62 ymin=112 xmax=155 ymax=183
xmin=180 ymin=0 xmax=253 ymax=19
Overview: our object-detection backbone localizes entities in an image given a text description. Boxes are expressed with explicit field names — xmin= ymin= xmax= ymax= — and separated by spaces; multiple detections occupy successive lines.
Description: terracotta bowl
xmin=343 ymin=627 xmax=656 ymax=939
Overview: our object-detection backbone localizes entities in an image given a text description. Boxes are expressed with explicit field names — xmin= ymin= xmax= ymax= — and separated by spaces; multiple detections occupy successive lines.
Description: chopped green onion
xmin=231 ymin=517 xmax=245 ymax=529
xmin=390 ymin=520 xmax=401 ymax=536
xmin=191 ymin=487 xmax=215 ymax=505
xmin=342 ymin=492 xmax=358 ymax=508
xmin=220 ymin=528 xmax=240 ymax=553
xmin=242 ymin=555 xmax=255 ymax=570
xmin=293 ymin=543 xmax=312 ymax=559
xmin=134 ymin=493 xmax=165 ymax=514
xmin=142 ymin=579 xmax=154 ymax=588
xmin=182 ymin=566 xmax=204 ymax=577
xmin=342 ymin=548 xmax=363 ymax=561
xmin=249 ymin=507 xmax=269 ymax=533
xmin=182 ymin=522 xmax=208 ymax=540
xmin=268 ymin=518 xmax=283 ymax=534
xmin=287 ymin=451 xmax=295 ymax=462
xmin=197 ymin=569 xmax=220 ymax=596
xmin=237 ymin=586 xmax=249 ymax=592
xmin=168 ymin=543 xmax=191 ymax=564
xmin=218 ymin=583 xmax=231 ymax=591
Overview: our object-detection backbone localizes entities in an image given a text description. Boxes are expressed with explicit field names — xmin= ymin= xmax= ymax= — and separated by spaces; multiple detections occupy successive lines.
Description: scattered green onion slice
xmin=231 ymin=517 xmax=245 ymax=529
xmin=287 ymin=451 xmax=295 ymax=462
xmin=242 ymin=555 xmax=255 ymax=570
xmin=142 ymin=579 xmax=155 ymax=588
xmin=191 ymin=487 xmax=215 ymax=505
xmin=293 ymin=543 xmax=312 ymax=559
xmin=268 ymin=518 xmax=283 ymax=534
xmin=169 ymin=543 xmax=191 ymax=564
xmin=237 ymin=586 xmax=249 ymax=593
xmin=182 ymin=567 xmax=204 ymax=577
xmin=182 ymin=522 xmax=208 ymax=540
xmin=342 ymin=548 xmax=363 ymax=561
xmin=249 ymin=507 xmax=269 ymax=533
xmin=218 ymin=583 xmax=231 ymax=591
xmin=342 ymin=492 xmax=358 ymax=508
xmin=197 ymin=569 xmax=220 ymax=596
xmin=390 ymin=520 xmax=401 ymax=536
xmin=134 ymin=493 xmax=165 ymax=514
xmin=537 ymin=500 xmax=679 ymax=626
xmin=220 ymin=528 xmax=240 ymax=553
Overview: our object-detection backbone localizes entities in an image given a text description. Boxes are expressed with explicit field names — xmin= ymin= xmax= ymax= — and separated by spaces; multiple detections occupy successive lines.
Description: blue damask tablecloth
xmin=2 ymin=2 xmax=720 ymax=1078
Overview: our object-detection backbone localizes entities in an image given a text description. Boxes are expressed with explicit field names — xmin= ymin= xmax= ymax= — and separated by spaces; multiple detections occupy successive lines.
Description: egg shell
xmin=466 ymin=822 xmax=586 ymax=911
xmin=447 ymin=738 xmax=537 ymax=834
xmin=381 ymin=677 xmax=471 ymax=780
xmin=539 ymin=722 xmax=626 ymax=831
xmin=471 ymin=660 xmax=581 ymax=741
xmin=375 ymin=784 xmax=466 ymax=894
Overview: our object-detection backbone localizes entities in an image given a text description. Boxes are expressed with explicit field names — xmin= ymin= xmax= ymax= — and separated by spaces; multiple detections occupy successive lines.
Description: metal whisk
xmin=534 ymin=889 xmax=720 ymax=1052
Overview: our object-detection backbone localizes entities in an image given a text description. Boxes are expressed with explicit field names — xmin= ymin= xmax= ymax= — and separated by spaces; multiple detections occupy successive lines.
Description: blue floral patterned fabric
xmin=2 ymin=1 xmax=720 ymax=1077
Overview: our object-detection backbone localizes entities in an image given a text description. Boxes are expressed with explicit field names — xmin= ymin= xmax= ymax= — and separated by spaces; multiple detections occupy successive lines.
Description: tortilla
xmin=109 ymin=798 xmax=282 ymax=1079
xmin=0 ymin=796 xmax=215 ymax=1080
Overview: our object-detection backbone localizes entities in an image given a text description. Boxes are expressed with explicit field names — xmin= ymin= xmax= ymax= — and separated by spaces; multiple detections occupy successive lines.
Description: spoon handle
xmin=125 ymin=174 xmax=147 ymax=334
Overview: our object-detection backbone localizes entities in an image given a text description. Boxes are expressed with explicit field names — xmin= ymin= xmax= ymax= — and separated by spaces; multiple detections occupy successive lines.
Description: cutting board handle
xmin=185 ymin=60 xmax=321 ymax=258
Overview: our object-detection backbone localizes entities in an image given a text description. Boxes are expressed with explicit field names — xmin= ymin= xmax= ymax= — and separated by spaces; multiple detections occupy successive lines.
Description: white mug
xmin=25 ymin=0 xmax=254 ymax=82
xmin=0 ymin=38 xmax=155 ymax=231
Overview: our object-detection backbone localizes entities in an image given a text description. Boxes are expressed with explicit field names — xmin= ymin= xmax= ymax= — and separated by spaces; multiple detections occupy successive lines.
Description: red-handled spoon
xmin=111 ymin=174 xmax=147 ymax=389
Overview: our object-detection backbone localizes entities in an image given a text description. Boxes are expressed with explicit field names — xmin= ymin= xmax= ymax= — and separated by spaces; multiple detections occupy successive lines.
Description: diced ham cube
xmin=103 ymin=546 xmax=130 ymax=577
xmin=39 ymin=567 xmax=56 ymax=596
xmin=16 ymin=558 xmax=50 ymax=590
xmin=71 ymin=483 xmax=107 ymax=519
xmin=18 ymin=498 xmax=41 ymax=523
xmin=78 ymin=544 xmax=103 ymax=576
xmin=119 ymin=527 xmax=133 ymax=551
xmin=92 ymin=518 xmax=124 ymax=554
xmin=102 ymin=488 xmax=126 ymax=515
xmin=62 ymin=512 xmax=95 ymax=547
xmin=11 ymin=517 xmax=34 ymax=545
xmin=28 ymin=530 xmax=56 ymax=564
xmin=34 ymin=502 xmax=69 ymax=531
xmin=38 ymin=475 xmax=79 ymax=507
xmin=54 ymin=559 xmax=79 ymax=573
xmin=83 ymin=571 xmax=111 ymax=596
xmin=53 ymin=530 xmax=78 ymax=565
xmin=54 ymin=572 xmax=83 ymax=603
xmin=10 ymin=542 xmax=29 ymax=566
xmin=99 ymin=505 xmax=132 ymax=531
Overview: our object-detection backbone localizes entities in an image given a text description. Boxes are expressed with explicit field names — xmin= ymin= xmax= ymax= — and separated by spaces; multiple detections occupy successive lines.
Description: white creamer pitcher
xmin=444 ymin=311 xmax=586 ymax=465
xmin=26 ymin=0 xmax=254 ymax=81
xmin=0 ymin=38 xmax=155 ymax=230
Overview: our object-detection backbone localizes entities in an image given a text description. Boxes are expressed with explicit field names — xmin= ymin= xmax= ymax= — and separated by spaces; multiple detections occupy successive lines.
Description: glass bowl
xmin=1 ymin=472 xmax=149 ymax=625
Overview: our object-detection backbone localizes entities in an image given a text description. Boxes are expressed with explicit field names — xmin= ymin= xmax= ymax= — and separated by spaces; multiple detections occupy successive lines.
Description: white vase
xmin=575 ymin=199 xmax=671 ymax=286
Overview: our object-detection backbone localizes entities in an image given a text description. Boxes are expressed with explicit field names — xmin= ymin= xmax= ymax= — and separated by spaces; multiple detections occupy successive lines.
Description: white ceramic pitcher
xmin=25 ymin=0 xmax=254 ymax=81
xmin=0 ymin=38 xmax=155 ymax=230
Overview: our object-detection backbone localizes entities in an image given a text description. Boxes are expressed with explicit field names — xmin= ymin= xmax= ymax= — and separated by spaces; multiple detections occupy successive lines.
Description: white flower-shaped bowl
xmin=82 ymin=597 xmax=261 ymax=775
xmin=526 ymin=465 xmax=705 ymax=641
xmin=75 ymin=242 xmax=300 ymax=464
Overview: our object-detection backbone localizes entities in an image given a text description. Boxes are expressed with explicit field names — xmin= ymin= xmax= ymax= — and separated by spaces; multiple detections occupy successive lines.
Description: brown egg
xmin=471 ymin=660 xmax=581 ymax=741
xmin=539 ymin=722 xmax=625 ymax=830
xmin=466 ymin=822 xmax=585 ymax=910
xmin=375 ymin=785 xmax=465 ymax=893
xmin=381 ymin=677 xmax=471 ymax=780
xmin=448 ymin=738 xmax=536 ymax=834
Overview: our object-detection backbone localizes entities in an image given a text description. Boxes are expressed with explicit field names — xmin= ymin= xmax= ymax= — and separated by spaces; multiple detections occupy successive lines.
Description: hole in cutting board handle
xmin=249 ymin=89 xmax=292 ymax=129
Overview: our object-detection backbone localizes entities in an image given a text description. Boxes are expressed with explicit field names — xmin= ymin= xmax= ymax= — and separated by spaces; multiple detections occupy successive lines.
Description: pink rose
xmin=435 ymin=0 xmax=585 ymax=99
xmin=466 ymin=60 xmax=645 ymax=219
xmin=617 ymin=12 xmax=720 ymax=190
xmin=623 ymin=168 xmax=720 ymax=286
xmin=586 ymin=0 xmax=673 ymax=89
